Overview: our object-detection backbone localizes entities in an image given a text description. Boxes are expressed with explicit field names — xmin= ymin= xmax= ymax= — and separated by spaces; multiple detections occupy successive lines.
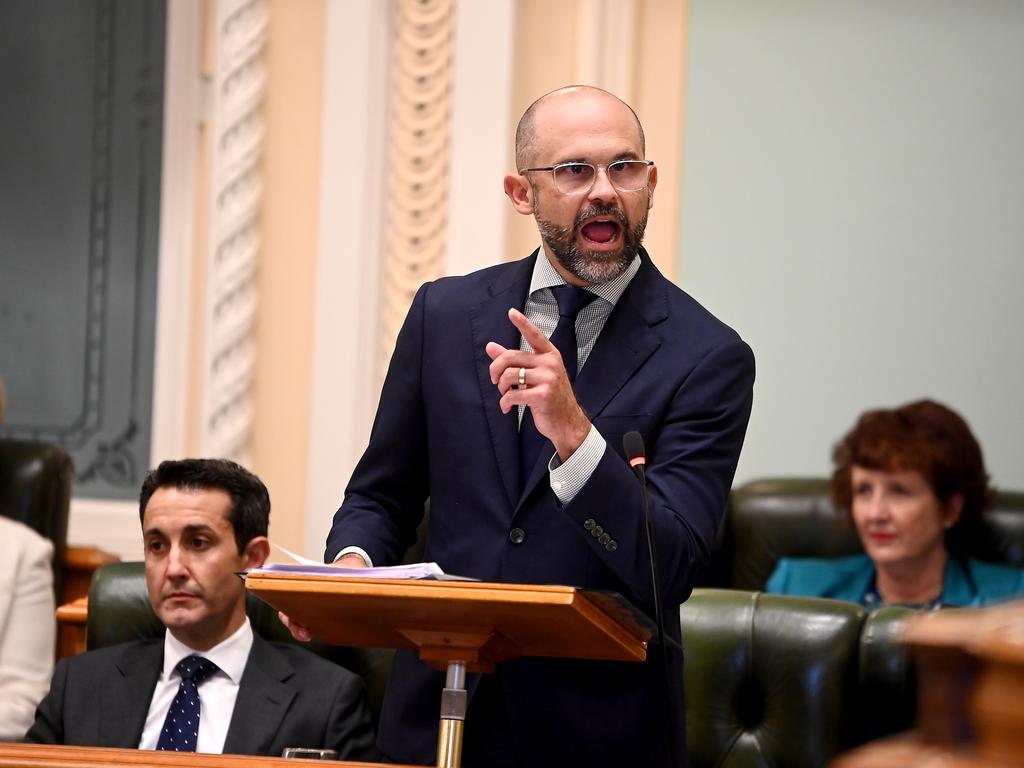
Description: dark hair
xmin=830 ymin=399 xmax=992 ymax=555
xmin=139 ymin=458 xmax=270 ymax=553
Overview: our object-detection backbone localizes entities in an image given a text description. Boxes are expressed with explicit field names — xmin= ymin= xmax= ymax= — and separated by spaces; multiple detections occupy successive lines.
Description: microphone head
xmin=623 ymin=431 xmax=646 ymax=465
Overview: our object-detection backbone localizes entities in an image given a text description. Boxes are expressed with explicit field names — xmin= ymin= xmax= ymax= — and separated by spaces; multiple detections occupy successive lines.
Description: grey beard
xmin=535 ymin=202 xmax=648 ymax=285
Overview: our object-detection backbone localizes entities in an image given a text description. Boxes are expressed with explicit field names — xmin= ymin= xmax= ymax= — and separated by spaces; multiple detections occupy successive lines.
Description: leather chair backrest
xmin=0 ymin=437 xmax=74 ymax=597
xmin=86 ymin=562 xmax=394 ymax=728
xmin=856 ymin=606 xmax=915 ymax=742
xmin=723 ymin=478 xmax=1024 ymax=590
xmin=681 ymin=589 xmax=867 ymax=768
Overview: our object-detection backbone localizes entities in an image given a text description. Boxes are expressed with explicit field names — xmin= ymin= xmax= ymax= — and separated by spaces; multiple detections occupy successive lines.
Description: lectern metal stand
xmin=245 ymin=574 xmax=651 ymax=768
xmin=437 ymin=661 xmax=466 ymax=767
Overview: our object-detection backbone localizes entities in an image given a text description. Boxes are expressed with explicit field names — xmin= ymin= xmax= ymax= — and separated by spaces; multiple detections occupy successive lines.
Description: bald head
xmin=514 ymin=85 xmax=646 ymax=171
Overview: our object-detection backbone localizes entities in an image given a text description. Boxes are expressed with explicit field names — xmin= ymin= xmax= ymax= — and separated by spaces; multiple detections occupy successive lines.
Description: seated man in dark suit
xmin=25 ymin=458 xmax=377 ymax=760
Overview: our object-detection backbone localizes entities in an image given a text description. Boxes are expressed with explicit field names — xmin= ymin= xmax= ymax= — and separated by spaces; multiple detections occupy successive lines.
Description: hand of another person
xmin=278 ymin=553 xmax=369 ymax=641
xmin=278 ymin=611 xmax=313 ymax=642
xmin=485 ymin=308 xmax=591 ymax=461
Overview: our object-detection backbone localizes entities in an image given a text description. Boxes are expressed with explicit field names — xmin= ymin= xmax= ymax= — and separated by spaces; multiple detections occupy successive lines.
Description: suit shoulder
xmin=63 ymin=638 xmax=161 ymax=665
xmin=966 ymin=558 xmax=1024 ymax=601
xmin=0 ymin=517 xmax=53 ymax=561
xmin=665 ymin=281 xmax=747 ymax=347
xmin=767 ymin=554 xmax=871 ymax=598
xmin=264 ymin=641 xmax=364 ymax=686
xmin=421 ymin=259 xmax=528 ymax=306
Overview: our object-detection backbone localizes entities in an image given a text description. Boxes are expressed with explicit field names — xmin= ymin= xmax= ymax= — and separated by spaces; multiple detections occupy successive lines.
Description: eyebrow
xmin=143 ymin=523 xmax=217 ymax=538
xmin=549 ymin=150 xmax=642 ymax=166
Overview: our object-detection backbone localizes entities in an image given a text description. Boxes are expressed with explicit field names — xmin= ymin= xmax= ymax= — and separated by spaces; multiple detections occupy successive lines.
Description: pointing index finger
xmin=508 ymin=308 xmax=553 ymax=353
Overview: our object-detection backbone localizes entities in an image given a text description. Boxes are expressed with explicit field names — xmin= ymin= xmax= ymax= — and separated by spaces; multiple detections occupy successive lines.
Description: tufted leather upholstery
xmin=0 ymin=437 xmax=74 ymax=597
xmin=718 ymin=478 xmax=1024 ymax=590
xmin=681 ymin=589 xmax=913 ymax=768
xmin=85 ymin=561 xmax=395 ymax=728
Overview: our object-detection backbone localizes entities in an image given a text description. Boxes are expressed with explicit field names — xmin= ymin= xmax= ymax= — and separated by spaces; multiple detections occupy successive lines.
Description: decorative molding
xmin=69 ymin=0 xmax=204 ymax=555
xmin=446 ymin=0 xmax=514 ymax=278
xmin=575 ymin=0 xmax=638 ymax=99
xmin=379 ymin=0 xmax=455 ymax=383
xmin=201 ymin=0 xmax=268 ymax=462
xmin=6 ymin=0 xmax=112 ymax=450
xmin=3 ymin=0 xmax=162 ymax=496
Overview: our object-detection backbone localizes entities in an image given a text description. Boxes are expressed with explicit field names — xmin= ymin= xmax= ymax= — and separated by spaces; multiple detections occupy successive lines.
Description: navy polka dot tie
xmin=155 ymin=655 xmax=219 ymax=752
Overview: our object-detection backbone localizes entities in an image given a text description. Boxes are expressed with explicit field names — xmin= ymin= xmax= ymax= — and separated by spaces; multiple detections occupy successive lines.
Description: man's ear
xmin=243 ymin=536 xmax=270 ymax=569
xmin=646 ymin=164 xmax=658 ymax=210
xmin=504 ymin=174 xmax=534 ymax=215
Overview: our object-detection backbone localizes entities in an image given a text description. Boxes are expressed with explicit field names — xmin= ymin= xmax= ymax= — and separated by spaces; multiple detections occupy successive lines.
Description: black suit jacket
xmin=326 ymin=250 xmax=756 ymax=767
xmin=25 ymin=635 xmax=378 ymax=761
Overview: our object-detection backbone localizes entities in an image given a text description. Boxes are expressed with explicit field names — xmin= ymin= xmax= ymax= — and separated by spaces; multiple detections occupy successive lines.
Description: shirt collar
xmin=529 ymin=245 xmax=640 ymax=306
xmin=163 ymin=616 xmax=254 ymax=685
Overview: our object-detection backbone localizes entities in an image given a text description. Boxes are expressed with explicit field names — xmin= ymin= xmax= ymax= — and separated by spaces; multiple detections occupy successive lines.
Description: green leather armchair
xmin=717 ymin=478 xmax=1024 ymax=591
xmin=0 ymin=437 xmax=74 ymax=598
xmin=681 ymin=589 xmax=913 ymax=768
xmin=85 ymin=562 xmax=395 ymax=729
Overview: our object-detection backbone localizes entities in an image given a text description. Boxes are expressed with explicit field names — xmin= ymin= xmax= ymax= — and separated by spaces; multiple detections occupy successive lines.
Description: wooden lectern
xmin=245 ymin=572 xmax=652 ymax=768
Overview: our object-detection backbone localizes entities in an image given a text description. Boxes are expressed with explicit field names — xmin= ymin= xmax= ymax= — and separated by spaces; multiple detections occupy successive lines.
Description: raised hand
xmin=485 ymin=308 xmax=591 ymax=461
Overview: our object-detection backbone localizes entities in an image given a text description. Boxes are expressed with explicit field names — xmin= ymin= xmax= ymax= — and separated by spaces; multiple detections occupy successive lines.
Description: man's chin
xmin=156 ymin=604 xmax=203 ymax=628
xmin=568 ymin=248 xmax=632 ymax=284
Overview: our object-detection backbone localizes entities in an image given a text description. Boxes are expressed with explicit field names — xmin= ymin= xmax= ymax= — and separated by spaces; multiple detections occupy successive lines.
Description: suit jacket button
xmin=583 ymin=518 xmax=596 ymax=531
xmin=599 ymin=533 xmax=611 ymax=546
xmin=605 ymin=540 xmax=618 ymax=552
xmin=509 ymin=527 xmax=526 ymax=544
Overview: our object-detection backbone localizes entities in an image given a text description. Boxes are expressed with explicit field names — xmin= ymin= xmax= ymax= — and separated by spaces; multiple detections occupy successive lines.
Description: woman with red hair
xmin=767 ymin=400 xmax=1024 ymax=608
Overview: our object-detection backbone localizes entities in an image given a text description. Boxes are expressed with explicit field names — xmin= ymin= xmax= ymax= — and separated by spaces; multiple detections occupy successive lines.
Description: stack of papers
xmin=251 ymin=561 xmax=447 ymax=580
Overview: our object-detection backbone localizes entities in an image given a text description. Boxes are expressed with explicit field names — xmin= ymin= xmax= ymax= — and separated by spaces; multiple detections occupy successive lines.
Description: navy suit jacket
xmin=24 ymin=635 xmax=378 ymax=761
xmin=326 ymin=250 xmax=755 ymax=767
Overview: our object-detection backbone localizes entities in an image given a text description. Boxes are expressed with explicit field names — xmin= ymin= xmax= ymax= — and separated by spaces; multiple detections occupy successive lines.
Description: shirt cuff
xmin=548 ymin=424 xmax=606 ymax=505
xmin=334 ymin=546 xmax=373 ymax=567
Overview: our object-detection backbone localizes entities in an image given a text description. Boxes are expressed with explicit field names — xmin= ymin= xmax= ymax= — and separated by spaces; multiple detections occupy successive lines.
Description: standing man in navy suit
xmin=317 ymin=85 xmax=755 ymax=767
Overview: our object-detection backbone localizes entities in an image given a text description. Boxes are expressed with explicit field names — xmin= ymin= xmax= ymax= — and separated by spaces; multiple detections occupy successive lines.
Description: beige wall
xmin=505 ymin=0 xmax=687 ymax=280
xmin=251 ymin=0 xmax=325 ymax=555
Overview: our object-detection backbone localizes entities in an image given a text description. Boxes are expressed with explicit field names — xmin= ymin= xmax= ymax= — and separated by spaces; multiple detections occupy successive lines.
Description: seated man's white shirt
xmin=138 ymin=618 xmax=254 ymax=753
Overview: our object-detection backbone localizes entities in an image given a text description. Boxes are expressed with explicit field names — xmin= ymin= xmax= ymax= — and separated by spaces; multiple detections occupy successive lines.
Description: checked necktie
xmin=518 ymin=284 xmax=597 ymax=487
xmin=155 ymin=654 xmax=220 ymax=752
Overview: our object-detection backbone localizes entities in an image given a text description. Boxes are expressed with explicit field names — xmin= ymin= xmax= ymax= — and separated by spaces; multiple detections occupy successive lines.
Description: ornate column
xmin=200 ymin=0 xmax=268 ymax=462
xmin=379 ymin=0 xmax=456 ymax=383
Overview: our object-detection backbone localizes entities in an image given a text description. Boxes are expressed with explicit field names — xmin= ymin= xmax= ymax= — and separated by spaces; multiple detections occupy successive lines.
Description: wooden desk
xmin=833 ymin=600 xmax=1024 ymax=768
xmin=0 ymin=743 xmax=416 ymax=768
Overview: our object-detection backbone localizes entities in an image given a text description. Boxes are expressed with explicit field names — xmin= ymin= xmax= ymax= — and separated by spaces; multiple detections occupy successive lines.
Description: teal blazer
xmin=766 ymin=553 xmax=1024 ymax=608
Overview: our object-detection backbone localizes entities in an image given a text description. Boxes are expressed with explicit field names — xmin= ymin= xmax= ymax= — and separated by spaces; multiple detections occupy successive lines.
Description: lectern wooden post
xmin=245 ymin=573 xmax=651 ymax=768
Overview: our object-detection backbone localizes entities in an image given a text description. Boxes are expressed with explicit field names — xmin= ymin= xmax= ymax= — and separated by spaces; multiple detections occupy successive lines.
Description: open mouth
xmin=579 ymin=217 xmax=622 ymax=245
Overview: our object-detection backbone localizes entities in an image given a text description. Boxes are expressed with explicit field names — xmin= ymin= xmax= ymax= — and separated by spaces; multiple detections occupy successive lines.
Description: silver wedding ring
xmin=518 ymin=367 xmax=526 ymax=389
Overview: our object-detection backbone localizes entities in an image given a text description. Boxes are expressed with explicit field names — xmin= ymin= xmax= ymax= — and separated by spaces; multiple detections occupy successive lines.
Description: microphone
xmin=623 ymin=430 xmax=647 ymax=484
xmin=623 ymin=431 xmax=679 ymax=768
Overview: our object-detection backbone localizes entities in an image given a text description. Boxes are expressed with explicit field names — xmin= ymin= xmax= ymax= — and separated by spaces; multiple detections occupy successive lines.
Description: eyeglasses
xmin=519 ymin=160 xmax=654 ymax=195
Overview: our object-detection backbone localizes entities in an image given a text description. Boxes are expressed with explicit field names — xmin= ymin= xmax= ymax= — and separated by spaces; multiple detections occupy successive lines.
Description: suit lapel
xmin=469 ymin=253 xmax=535 ymax=509
xmin=100 ymin=641 xmax=163 ymax=747
xmin=574 ymin=253 xmax=665 ymax=419
xmin=223 ymin=636 xmax=297 ymax=756
xmin=518 ymin=252 xmax=666 ymax=501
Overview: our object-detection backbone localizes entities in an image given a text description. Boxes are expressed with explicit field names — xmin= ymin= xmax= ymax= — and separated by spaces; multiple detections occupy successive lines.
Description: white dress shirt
xmin=138 ymin=618 xmax=254 ymax=753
